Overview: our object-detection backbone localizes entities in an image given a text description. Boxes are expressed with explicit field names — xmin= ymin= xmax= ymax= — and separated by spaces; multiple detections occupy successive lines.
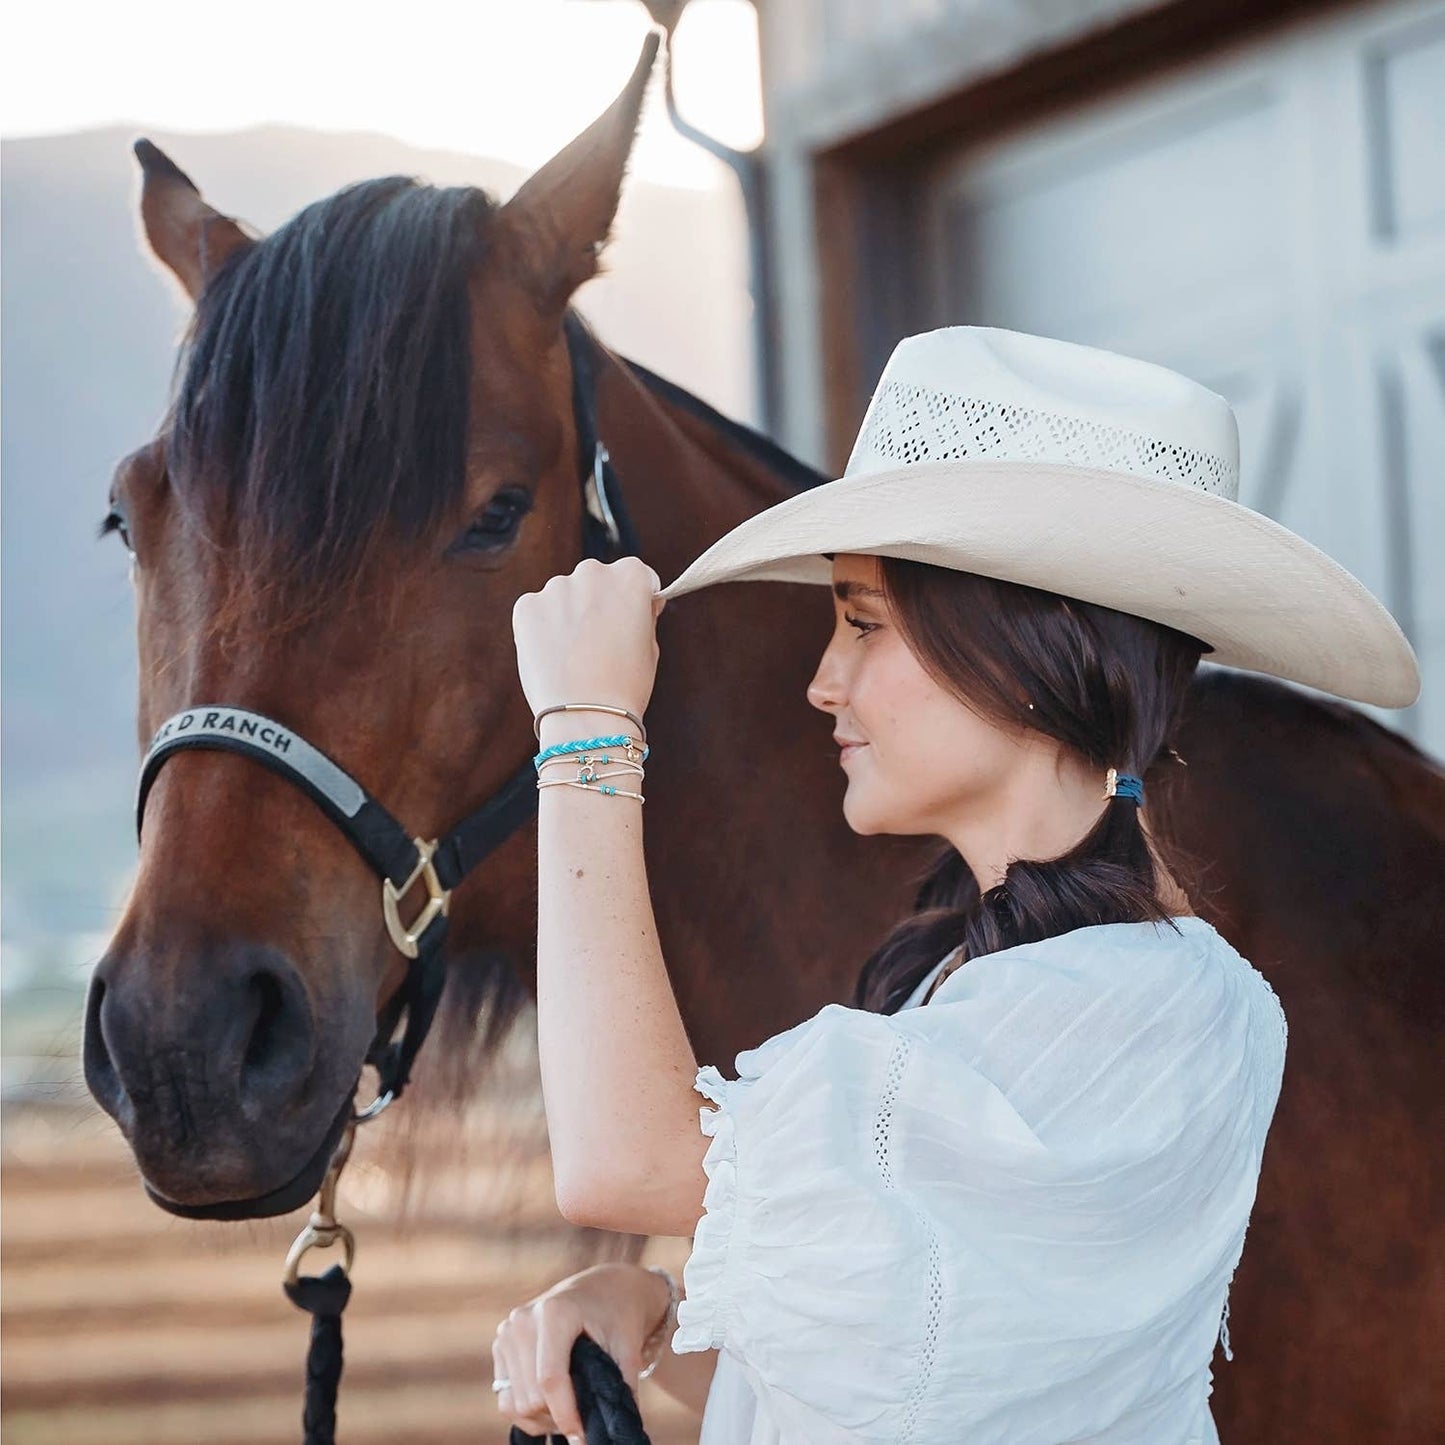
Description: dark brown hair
xmin=850 ymin=559 xmax=1208 ymax=1015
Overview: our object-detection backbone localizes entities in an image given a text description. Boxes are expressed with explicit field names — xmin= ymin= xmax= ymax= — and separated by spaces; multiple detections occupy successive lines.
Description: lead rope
xmin=508 ymin=1336 xmax=652 ymax=1445
xmin=282 ymin=1111 xmax=364 ymax=1445
xmin=280 ymin=1097 xmax=651 ymax=1445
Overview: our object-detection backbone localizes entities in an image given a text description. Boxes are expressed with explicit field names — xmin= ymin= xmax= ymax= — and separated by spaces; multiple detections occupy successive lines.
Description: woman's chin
xmin=841 ymin=788 xmax=888 ymax=836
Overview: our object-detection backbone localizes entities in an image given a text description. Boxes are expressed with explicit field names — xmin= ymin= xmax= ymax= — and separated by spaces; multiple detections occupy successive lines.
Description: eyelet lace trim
xmin=876 ymin=1034 xmax=943 ymax=1444
xmin=847 ymin=379 xmax=1240 ymax=499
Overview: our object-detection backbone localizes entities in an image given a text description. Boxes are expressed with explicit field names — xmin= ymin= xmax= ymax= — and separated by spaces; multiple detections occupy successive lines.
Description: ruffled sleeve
xmin=670 ymin=919 xmax=1286 ymax=1444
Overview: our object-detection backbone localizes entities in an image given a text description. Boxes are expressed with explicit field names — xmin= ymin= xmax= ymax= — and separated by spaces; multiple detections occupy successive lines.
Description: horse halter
xmin=132 ymin=311 xmax=640 ymax=1131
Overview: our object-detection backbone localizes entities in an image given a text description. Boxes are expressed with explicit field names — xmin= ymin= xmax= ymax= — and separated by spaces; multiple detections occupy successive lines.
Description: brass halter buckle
xmin=380 ymin=836 xmax=451 ymax=959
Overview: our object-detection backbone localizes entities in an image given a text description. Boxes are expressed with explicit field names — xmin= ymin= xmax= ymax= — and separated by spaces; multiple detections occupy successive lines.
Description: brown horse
xmin=89 ymin=36 xmax=1443 ymax=1443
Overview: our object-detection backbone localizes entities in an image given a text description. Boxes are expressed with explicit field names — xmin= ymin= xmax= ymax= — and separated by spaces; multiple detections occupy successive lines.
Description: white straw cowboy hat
xmin=658 ymin=326 xmax=1420 ymax=709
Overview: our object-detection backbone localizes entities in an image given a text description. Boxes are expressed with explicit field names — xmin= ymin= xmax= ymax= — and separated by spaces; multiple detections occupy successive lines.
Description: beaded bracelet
xmin=537 ymin=762 xmax=646 ymax=788
xmin=537 ymin=775 xmax=646 ymax=802
xmin=536 ymin=751 xmax=646 ymax=775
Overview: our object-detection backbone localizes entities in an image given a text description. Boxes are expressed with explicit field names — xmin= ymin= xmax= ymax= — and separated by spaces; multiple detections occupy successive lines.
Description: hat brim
xmin=657 ymin=459 xmax=1420 ymax=709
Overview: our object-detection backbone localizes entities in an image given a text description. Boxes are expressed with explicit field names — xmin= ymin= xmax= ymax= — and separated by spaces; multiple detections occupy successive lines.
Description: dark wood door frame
xmin=809 ymin=0 xmax=1358 ymax=472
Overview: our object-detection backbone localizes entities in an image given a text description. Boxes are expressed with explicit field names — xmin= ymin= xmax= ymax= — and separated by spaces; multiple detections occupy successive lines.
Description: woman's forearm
xmin=535 ymin=711 xmax=710 ymax=1237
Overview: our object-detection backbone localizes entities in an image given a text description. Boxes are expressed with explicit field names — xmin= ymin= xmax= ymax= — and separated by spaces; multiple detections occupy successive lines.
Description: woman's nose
xmin=806 ymin=638 xmax=846 ymax=714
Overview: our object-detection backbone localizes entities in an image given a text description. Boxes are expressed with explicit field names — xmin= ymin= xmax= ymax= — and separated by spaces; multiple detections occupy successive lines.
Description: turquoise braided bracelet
xmin=532 ymin=733 xmax=651 ymax=772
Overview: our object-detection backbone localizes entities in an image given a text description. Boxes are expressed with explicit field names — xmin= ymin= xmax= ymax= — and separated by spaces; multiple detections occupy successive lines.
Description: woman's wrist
xmin=637 ymin=1264 xmax=679 ymax=1378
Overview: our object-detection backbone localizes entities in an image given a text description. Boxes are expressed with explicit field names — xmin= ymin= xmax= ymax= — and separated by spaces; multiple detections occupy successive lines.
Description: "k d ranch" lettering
xmin=150 ymin=709 xmax=293 ymax=755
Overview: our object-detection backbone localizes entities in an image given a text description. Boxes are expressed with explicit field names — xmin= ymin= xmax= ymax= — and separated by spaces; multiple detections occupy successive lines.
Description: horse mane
xmin=165 ymin=175 xmax=498 ymax=631
xmin=617 ymin=354 xmax=831 ymax=494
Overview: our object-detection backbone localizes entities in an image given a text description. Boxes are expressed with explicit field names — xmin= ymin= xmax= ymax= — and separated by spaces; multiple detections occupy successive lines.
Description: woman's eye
xmin=844 ymin=612 xmax=878 ymax=636
xmin=453 ymin=488 xmax=533 ymax=552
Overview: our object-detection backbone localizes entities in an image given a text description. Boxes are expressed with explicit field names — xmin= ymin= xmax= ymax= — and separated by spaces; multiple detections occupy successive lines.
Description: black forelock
xmin=166 ymin=174 xmax=499 ymax=615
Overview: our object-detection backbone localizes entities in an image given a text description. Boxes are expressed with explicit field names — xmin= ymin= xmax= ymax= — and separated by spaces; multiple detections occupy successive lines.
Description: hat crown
xmin=844 ymin=326 xmax=1241 ymax=501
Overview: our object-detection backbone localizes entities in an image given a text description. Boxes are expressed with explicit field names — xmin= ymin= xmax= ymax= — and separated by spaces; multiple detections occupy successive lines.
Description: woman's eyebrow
xmin=832 ymin=581 xmax=886 ymax=602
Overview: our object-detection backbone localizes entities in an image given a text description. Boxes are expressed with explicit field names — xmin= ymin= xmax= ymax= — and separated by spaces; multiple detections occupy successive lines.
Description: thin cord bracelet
xmin=540 ymin=762 xmax=647 ymax=786
xmin=536 ymin=752 xmax=646 ymax=773
xmin=638 ymin=1266 xmax=680 ymax=1381
xmin=537 ymin=777 xmax=645 ymax=802
xmin=538 ymin=765 xmax=646 ymax=787
xmin=534 ymin=703 xmax=647 ymax=745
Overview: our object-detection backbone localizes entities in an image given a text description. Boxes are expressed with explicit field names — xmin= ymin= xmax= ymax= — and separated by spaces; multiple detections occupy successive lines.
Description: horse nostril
xmin=243 ymin=970 xmax=285 ymax=1073
xmin=237 ymin=965 xmax=314 ymax=1109
xmin=82 ymin=974 xmax=129 ymax=1128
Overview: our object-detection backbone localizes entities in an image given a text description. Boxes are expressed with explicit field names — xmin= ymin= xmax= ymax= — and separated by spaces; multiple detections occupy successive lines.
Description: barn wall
xmin=755 ymin=0 xmax=1445 ymax=746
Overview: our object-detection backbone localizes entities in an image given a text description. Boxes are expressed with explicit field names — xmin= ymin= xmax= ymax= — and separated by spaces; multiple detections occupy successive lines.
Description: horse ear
xmin=496 ymin=29 xmax=662 ymax=318
xmin=133 ymin=139 xmax=258 ymax=302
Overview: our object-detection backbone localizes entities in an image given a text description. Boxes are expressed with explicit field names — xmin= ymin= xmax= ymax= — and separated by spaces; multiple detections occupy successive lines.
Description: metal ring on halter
xmin=284 ymin=1219 xmax=357 ymax=1285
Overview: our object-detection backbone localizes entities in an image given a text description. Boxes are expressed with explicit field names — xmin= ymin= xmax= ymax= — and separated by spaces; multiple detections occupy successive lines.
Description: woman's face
xmin=805 ymin=554 xmax=1032 ymax=838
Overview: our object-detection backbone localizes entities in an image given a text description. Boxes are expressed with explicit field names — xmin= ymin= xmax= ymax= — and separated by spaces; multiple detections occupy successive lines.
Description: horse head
xmin=85 ymin=36 xmax=664 ymax=1218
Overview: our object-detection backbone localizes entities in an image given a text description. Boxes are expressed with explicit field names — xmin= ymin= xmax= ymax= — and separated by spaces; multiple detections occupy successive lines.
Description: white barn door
xmin=922 ymin=0 xmax=1445 ymax=752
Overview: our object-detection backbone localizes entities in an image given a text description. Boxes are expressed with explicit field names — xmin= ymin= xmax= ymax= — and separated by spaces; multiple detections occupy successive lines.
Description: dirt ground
xmin=1 ymin=1051 xmax=701 ymax=1445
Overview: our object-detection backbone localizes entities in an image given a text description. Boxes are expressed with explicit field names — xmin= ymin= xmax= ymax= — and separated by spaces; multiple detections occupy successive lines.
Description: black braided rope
xmin=283 ymin=1264 xmax=352 ymax=1445
xmin=509 ymin=1334 xmax=652 ymax=1445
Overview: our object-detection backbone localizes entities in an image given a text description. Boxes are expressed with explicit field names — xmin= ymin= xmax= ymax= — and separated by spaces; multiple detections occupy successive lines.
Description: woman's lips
xmin=838 ymin=742 xmax=867 ymax=764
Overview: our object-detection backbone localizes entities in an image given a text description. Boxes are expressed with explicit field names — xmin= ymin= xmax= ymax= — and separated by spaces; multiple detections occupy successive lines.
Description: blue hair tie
xmin=1105 ymin=768 xmax=1144 ymax=805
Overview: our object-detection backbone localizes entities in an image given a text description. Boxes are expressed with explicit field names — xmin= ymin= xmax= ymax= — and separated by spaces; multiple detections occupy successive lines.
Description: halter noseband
xmin=133 ymin=311 xmax=640 ymax=1113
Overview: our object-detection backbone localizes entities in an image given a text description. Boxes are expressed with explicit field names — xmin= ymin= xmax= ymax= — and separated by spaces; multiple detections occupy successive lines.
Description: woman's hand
xmin=512 ymin=557 xmax=666 ymax=722
xmin=491 ymin=1261 xmax=673 ymax=1440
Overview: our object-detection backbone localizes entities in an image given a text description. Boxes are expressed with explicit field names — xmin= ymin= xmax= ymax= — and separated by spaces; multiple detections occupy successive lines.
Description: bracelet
xmin=534 ymin=703 xmax=648 ymax=746
xmin=536 ymin=753 xmax=647 ymax=776
xmin=537 ymin=777 xmax=646 ymax=802
xmin=533 ymin=734 xmax=649 ymax=772
xmin=637 ymin=1265 xmax=680 ymax=1381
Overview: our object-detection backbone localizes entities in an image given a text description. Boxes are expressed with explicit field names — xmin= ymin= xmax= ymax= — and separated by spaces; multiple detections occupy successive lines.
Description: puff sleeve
xmin=669 ymin=920 xmax=1286 ymax=1445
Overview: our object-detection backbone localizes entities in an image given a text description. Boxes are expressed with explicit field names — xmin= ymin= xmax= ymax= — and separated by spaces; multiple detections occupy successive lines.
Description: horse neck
xmin=585 ymin=346 xmax=927 ymax=1054
xmin=592 ymin=347 xmax=823 ymax=581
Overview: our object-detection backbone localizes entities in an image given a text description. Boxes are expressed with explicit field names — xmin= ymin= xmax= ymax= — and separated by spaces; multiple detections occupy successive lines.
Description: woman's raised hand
xmin=491 ymin=1261 xmax=672 ymax=1441
xmin=511 ymin=557 xmax=666 ymax=723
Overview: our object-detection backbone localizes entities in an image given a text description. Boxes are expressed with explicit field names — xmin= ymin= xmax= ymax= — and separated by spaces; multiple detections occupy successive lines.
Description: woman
xmin=498 ymin=327 xmax=1418 ymax=1443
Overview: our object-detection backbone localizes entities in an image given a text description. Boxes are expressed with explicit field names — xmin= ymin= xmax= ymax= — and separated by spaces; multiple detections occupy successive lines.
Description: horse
xmin=87 ymin=35 xmax=1444 ymax=1443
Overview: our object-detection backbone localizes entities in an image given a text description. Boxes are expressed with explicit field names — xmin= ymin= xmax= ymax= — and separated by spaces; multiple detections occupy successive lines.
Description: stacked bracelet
xmin=532 ymin=733 xmax=649 ymax=804
xmin=637 ymin=1265 xmax=680 ymax=1381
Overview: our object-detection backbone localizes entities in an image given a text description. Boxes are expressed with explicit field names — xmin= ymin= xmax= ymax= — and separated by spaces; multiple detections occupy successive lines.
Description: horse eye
xmin=99 ymin=507 xmax=134 ymax=554
xmin=451 ymin=488 xmax=532 ymax=553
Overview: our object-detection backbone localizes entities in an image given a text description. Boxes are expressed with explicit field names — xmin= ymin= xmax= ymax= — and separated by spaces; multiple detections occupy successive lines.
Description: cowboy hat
xmin=657 ymin=326 xmax=1419 ymax=709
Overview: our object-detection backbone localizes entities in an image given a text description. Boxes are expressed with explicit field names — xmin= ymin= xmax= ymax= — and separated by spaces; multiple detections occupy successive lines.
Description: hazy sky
xmin=1 ymin=0 xmax=763 ymax=189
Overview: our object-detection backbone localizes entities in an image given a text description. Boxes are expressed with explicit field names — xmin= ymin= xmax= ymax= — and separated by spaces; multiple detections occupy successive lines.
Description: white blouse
xmin=669 ymin=915 xmax=1287 ymax=1444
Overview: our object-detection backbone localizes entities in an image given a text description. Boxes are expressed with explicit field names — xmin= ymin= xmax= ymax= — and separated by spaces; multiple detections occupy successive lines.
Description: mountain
xmin=0 ymin=123 xmax=751 ymax=948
